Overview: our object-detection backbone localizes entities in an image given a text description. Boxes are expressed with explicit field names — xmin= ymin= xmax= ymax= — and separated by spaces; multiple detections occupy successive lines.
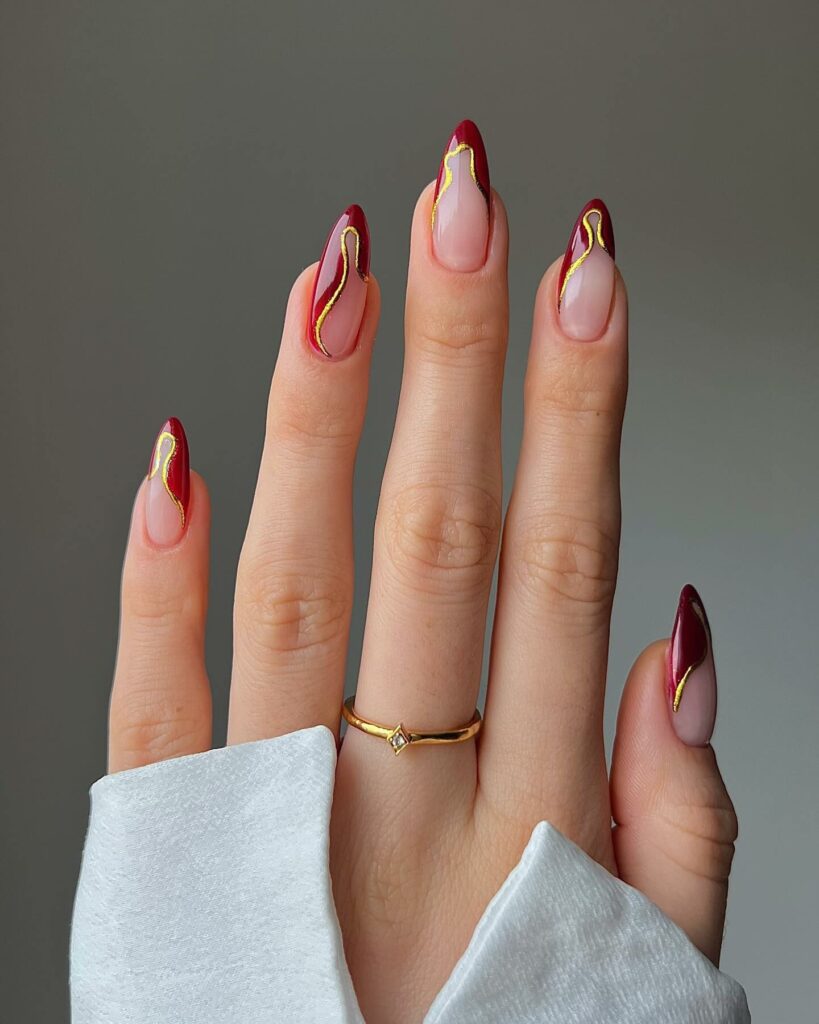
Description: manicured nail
xmin=309 ymin=204 xmax=370 ymax=359
xmin=145 ymin=417 xmax=190 ymax=547
xmin=668 ymin=584 xmax=717 ymax=746
xmin=431 ymin=119 xmax=490 ymax=272
xmin=557 ymin=198 xmax=615 ymax=341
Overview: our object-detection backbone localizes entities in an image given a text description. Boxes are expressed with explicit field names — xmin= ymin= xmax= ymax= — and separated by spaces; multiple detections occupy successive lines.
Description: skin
xmin=109 ymin=183 xmax=737 ymax=1023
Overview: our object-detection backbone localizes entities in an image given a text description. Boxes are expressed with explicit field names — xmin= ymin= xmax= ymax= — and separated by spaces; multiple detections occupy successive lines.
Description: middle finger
xmin=350 ymin=121 xmax=508 ymax=754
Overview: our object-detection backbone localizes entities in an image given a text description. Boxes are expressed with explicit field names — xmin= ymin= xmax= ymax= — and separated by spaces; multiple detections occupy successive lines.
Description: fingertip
xmin=610 ymin=639 xmax=668 ymax=814
xmin=611 ymin=635 xmax=736 ymax=965
xmin=410 ymin=181 xmax=508 ymax=274
xmin=281 ymin=259 xmax=381 ymax=367
xmin=187 ymin=470 xmax=212 ymax=536
xmin=359 ymin=271 xmax=382 ymax=347
xmin=287 ymin=262 xmax=320 ymax=323
xmin=411 ymin=179 xmax=437 ymax=232
xmin=485 ymin=189 xmax=510 ymax=267
xmin=533 ymin=255 xmax=628 ymax=350
xmin=127 ymin=466 xmax=211 ymax=567
xmin=612 ymin=631 xmax=736 ymax=848
xmin=614 ymin=629 xmax=729 ymax=807
xmin=409 ymin=180 xmax=438 ymax=269
xmin=615 ymin=638 xmax=669 ymax=731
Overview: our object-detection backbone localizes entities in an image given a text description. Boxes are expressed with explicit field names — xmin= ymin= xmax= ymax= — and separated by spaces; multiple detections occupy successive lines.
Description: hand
xmin=108 ymin=121 xmax=737 ymax=1024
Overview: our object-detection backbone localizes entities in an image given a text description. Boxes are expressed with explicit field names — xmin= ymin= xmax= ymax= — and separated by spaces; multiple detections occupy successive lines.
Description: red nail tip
xmin=148 ymin=417 xmax=190 ymax=526
xmin=309 ymin=204 xmax=370 ymax=356
xmin=433 ymin=119 xmax=491 ymax=212
xmin=557 ymin=198 xmax=615 ymax=307
xmin=668 ymin=584 xmax=710 ymax=706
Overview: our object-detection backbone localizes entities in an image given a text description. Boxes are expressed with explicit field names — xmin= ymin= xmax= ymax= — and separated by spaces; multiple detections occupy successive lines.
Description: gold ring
xmin=341 ymin=695 xmax=482 ymax=756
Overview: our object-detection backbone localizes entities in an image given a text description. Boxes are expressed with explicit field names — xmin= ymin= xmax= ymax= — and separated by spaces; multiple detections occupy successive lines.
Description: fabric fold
xmin=426 ymin=821 xmax=750 ymax=1023
xmin=71 ymin=726 xmax=750 ymax=1023
xmin=71 ymin=727 xmax=362 ymax=1023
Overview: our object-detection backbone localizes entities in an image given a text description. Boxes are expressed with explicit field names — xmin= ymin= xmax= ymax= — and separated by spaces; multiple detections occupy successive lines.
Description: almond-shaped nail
xmin=145 ymin=417 xmax=190 ymax=547
xmin=557 ymin=198 xmax=615 ymax=341
xmin=309 ymin=204 xmax=370 ymax=359
xmin=668 ymin=584 xmax=717 ymax=746
xmin=431 ymin=119 xmax=490 ymax=272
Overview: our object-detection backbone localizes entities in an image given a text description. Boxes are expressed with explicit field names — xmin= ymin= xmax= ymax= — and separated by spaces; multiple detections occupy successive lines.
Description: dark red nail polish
xmin=668 ymin=584 xmax=717 ymax=746
xmin=308 ymin=204 xmax=370 ymax=360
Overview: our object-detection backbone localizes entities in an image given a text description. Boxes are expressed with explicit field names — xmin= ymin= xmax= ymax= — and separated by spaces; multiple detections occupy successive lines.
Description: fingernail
xmin=431 ymin=119 xmax=491 ymax=272
xmin=145 ymin=417 xmax=190 ymax=547
xmin=309 ymin=204 xmax=370 ymax=359
xmin=557 ymin=198 xmax=615 ymax=341
xmin=668 ymin=584 xmax=717 ymax=746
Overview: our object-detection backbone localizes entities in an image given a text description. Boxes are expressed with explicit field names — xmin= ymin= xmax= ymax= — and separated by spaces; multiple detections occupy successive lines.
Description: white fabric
xmin=71 ymin=725 xmax=750 ymax=1023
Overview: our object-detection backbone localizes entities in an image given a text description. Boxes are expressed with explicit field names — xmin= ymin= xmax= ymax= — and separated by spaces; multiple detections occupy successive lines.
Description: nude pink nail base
xmin=668 ymin=584 xmax=717 ymax=747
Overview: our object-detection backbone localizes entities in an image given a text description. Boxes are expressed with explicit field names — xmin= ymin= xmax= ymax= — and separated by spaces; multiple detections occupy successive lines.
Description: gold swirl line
xmin=672 ymin=600 xmax=708 ymax=712
xmin=558 ymin=208 xmax=610 ymax=307
xmin=430 ymin=143 xmax=487 ymax=229
xmin=314 ymin=226 xmax=364 ymax=357
xmin=149 ymin=430 xmax=185 ymax=527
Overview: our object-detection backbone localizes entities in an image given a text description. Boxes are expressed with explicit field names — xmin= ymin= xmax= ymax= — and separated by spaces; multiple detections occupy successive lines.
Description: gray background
xmin=1 ymin=1 xmax=816 ymax=1019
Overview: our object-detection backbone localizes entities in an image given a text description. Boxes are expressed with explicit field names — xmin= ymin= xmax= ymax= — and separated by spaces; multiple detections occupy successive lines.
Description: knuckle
xmin=412 ymin=310 xmax=506 ymax=360
xmin=355 ymin=841 xmax=420 ymax=930
xmin=236 ymin=566 xmax=350 ymax=662
xmin=655 ymin=792 xmax=739 ymax=883
xmin=333 ymin=810 xmax=423 ymax=933
xmin=269 ymin=406 xmax=359 ymax=458
xmin=525 ymin=363 xmax=623 ymax=425
xmin=339 ymin=825 xmax=459 ymax=934
xmin=113 ymin=688 xmax=207 ymax=766
xmin=379 ymin=482 xmax=501 ymax=595
xmin=122 ymin=580 xmax=205 ymax=637
xmin=512 ymin=513 xmax=618 ymax=619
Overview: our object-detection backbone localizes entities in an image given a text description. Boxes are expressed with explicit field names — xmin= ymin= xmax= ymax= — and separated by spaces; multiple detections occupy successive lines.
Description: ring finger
xmin=480 ymin=200 xmax=628 ymax=860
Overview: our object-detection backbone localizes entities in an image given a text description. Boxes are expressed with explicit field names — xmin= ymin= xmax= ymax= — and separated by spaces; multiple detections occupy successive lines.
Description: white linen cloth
xmin=71 ymin=725 xmax=750 ymax=1022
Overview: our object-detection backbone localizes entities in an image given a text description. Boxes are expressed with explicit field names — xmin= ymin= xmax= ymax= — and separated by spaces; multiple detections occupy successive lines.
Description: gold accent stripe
xmin=430 ymin=143 xmax=487 ymax=229
xmin=149 ymin=431 xmax=185 ymax=527
xmin=673 ymin=664 xmax=694 ymax=713
xmin=558 ymin=208 xmax=610 ymax=307
xmin=314 ymin=226 xmax=364 ymax=357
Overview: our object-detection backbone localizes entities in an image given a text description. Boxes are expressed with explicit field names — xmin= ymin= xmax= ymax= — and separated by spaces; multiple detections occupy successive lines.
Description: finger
xmin=228 ymin=206 xmax=380 ymax=744
xmin=611 ymin=587 xmax=736 ymax=965
xmin=351 ymin=121 xmax=507 ymax=752
xmin=109 ymin=419 xmax=212 ymax=772
xmin=479 ymin=201 xmax=626 ymax=858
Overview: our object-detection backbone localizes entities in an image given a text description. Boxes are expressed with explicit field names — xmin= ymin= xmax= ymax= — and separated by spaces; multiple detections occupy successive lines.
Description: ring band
xmin=341 ymin=695 xmax=482 ymax=756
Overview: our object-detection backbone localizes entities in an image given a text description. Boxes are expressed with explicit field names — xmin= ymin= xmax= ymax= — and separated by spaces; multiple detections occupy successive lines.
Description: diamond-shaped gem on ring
xmin=387 ymin=724 xmax=411 ymax=754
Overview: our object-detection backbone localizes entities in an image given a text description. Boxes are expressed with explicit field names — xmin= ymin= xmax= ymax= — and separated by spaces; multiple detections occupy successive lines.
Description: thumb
xmin=610 ymin=585 xmax=737 ymax=965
